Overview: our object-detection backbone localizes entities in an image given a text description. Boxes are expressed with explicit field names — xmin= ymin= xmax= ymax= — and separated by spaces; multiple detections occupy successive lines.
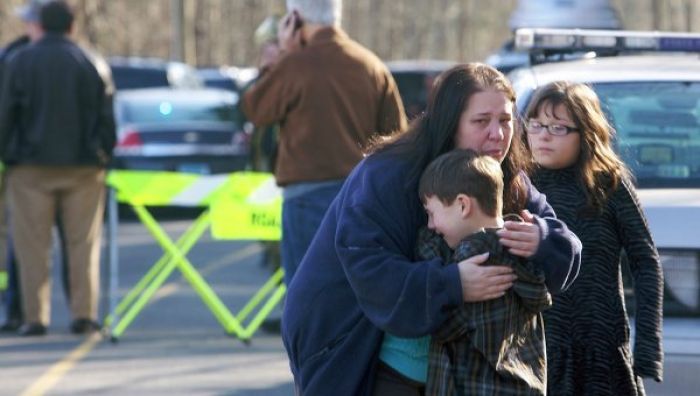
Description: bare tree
xmin=653 ymin=0 xmax=664 ymax=29
xmin=687 ymin=0 xmax=695 ymax=31
xmin=2 ymin=0 xmax=699 ymax=68
xmin=184 ymin=0 xmax=197 ymax=65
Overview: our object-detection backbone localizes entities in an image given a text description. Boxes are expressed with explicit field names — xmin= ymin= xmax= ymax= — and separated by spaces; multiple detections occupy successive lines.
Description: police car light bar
xmin=515 ymin=28 xmax=700 ymax=53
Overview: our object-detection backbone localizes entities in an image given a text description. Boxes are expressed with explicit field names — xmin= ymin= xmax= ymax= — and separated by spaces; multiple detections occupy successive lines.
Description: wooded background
xmin=0 ymin=0 xmax=697 ymax=68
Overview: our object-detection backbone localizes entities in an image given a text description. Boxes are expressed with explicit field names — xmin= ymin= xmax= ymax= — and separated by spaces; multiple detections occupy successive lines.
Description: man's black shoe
xmin=17 ymin=323 xmax=47 ymax=336
xmin=0 ymin=319 xmax=22 ymax=333
xmin=70 ymin=318 xmax=100 ymax=335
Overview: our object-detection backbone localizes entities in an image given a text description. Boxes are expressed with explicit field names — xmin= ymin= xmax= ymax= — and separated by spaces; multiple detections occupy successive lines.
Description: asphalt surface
xmin=0 ymin=217 xmax=294 ymax=395
xmin=1 ymin=216 xmax=699 ymax=395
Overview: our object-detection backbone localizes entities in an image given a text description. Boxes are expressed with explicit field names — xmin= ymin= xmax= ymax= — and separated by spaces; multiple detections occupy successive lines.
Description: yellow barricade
xmin=210 ymin=172 xmax=282 ymax=241
xmin=104 ymin=170 xmax=284 ymax=342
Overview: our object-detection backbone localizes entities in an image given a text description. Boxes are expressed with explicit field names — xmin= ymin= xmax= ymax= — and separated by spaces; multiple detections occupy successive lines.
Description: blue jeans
xmin=281 ymin=180 xmax=343 ymax=286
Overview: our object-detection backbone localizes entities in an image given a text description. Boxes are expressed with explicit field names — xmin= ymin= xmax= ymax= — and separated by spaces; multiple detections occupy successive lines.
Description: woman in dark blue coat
xmin=282 ymin=63 xmax=582 ymax=395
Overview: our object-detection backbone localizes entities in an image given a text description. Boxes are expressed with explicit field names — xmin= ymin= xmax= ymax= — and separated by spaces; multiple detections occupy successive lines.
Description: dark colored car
xmin=113 ymin=88 xmax=250 ymax=174
xmin=387 ymin=60 xmax=455 ymax=120
xmin=197 ymin=66 xmax=258 ymax=93
xmin=109 ymin=56 xmax=203 ymax=91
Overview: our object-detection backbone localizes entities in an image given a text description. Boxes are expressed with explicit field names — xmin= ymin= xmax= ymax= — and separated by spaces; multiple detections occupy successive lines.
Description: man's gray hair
xmin=286 ymin=0 xmax=342 ymax=26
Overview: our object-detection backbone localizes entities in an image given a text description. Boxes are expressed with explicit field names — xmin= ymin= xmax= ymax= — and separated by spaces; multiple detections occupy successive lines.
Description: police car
xmin=505 ymin=28 xmax=700 ymax=392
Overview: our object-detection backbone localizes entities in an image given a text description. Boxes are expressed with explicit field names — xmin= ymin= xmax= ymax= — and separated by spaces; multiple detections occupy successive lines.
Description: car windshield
xmin=392 ymin=71 xmax=438 ymax=120
xmin=203 ymin=79 xmax=238 ymax=92
xmin=111 ymin=67 xmax=169 ymax=90
xmin=120 ymin=97 xmax=241 ymax=125
xmin=592 ymin=81 xmax=700 ymax=188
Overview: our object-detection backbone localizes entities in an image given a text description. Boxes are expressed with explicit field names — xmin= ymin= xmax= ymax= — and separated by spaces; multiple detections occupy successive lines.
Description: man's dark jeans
xmin=281 ymin=181 xmax=343 ymax=286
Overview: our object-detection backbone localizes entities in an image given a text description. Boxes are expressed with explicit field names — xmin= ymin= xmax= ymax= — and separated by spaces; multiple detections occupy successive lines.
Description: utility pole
xmin=171 ymin=0 xmax=185 ymax=61
xmin=652 ymin=0 xmax=662 ymax=30
xmin=184 ymin=0 xmax=197 ymax=65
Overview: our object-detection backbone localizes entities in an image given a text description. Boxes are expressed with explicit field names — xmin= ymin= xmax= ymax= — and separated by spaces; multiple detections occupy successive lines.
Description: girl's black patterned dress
xmin=531 ymin=167 xmax=663 ymax=396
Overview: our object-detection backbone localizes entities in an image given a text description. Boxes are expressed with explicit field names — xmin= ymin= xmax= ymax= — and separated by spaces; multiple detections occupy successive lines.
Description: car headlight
xmin=660 ymin=250 xmax=699 ymax=311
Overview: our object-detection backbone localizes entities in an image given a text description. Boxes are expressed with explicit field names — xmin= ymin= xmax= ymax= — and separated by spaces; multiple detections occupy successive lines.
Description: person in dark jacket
xmin=525 ymin=81 xmax=663 ymax=395
xmin=282 ymin=63 xmax=582 ymax=395
xmin=0 ymin=34 xmax=31 ymax=333
xmin=0 ymin=0 xmax=116 ymax=336
xmin=0 ymin=0 xmax=72 ymax=334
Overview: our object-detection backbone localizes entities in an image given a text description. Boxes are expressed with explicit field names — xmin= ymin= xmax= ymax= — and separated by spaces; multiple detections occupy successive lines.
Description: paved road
xmin=1 ymin=218 xmax=294 ymax=395
xmin=1 ymin=217 xmax=699 ymax=395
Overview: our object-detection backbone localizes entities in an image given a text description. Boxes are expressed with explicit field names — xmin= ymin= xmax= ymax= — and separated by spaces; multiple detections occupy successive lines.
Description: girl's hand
xmin=457 ymin=252 xmax=516 ymax=302
xmin=497 ymin=209 xmax=541 ymax=258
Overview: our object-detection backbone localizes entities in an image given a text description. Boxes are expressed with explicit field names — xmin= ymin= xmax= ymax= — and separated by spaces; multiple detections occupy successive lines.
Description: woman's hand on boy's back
xmin=497 ymin=210 xmax=541 ymax=258
xmin=457 ymin=253 xmax=516 ymax=302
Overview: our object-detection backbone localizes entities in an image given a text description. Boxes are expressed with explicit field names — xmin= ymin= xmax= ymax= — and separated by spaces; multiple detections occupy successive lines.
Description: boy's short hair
xmin=418 ymin=149 xmax=503 ymax=217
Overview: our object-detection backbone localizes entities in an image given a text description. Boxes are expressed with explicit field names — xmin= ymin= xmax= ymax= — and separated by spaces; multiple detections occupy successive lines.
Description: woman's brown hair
xmin=524 ymin=81 xmax=629 ymax=214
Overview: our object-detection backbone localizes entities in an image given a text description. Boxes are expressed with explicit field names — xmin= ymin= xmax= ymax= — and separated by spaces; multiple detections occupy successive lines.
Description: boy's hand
xmin=457 ymin=252 xmax=516 ymax=302
xmin=498 ymin=210 xmax=540 ymax=258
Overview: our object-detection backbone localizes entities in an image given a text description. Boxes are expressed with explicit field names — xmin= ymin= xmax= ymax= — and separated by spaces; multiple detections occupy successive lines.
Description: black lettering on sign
xmin=251 ymin=212 xmax=281 ymax=228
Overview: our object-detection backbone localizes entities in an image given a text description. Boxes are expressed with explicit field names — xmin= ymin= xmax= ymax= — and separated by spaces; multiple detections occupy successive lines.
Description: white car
xmin=507 ymin=28 xmax=700 ymax=394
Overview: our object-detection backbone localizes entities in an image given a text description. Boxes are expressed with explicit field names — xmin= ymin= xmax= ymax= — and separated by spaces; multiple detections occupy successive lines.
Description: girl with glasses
xmin=525 ymin=81 xmax=664 ymax=396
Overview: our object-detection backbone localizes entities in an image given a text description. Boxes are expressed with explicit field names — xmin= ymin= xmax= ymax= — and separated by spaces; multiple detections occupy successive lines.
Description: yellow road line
xmin=20 ymin=242 xmax=262 ymax=395
xmin=19 ymin=332 xmax=102 ymax=396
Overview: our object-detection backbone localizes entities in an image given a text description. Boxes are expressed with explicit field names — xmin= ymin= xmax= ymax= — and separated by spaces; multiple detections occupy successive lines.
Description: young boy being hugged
xmin=419 ymin=149 xmax=551 ymax=395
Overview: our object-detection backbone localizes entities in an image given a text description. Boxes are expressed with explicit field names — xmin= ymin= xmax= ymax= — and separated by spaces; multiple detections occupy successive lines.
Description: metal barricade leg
xmin=236 ymin=282 xmax=286 ymax=341
xmin=103 ymin=210 xmax=211 ymax=329
xmin=113 ymin=205 xmax=247 ymax=339
xmin=109 ymin=205 xmax=220 ymax=339
xmin=104 ymin=170 xmax=288 ymax=342
xmin=106 ymin=188 xmax=119 ymax=329
xmin=225 ymin=267 xmax=287 ymax=341
xmin=235 ymin=267 xmax=284 ymax=323
xmin=107 ymin=203 xmax=286 ymax=342
xmin=110 ymin=248 xmax=180 ymax=339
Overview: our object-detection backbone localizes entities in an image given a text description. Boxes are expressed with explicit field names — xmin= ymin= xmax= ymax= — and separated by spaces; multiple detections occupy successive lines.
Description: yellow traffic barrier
xmin=103 ymin=170 xmax=285 ymax=342
xmin=210 ymin=172 xmax=282 ymax=241
xmin=0 ymin=271 xmax=7 ymax=291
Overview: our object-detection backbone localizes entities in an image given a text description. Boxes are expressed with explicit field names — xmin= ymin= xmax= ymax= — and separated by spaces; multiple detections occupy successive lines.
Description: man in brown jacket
xmin=243 ymin=0 xmax=407 ymax=286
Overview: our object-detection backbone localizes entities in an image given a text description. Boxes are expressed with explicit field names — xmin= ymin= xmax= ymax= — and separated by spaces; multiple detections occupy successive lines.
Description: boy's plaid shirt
xmin=417 ymin=227 xmax=552 ymax=396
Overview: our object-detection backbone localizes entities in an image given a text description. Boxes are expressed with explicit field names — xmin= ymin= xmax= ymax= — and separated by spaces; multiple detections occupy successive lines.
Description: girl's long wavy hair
xmin=368 ymin=63 xmax=530 ymax=213
xmin=524 ymin=81 xmax=630 ymax=214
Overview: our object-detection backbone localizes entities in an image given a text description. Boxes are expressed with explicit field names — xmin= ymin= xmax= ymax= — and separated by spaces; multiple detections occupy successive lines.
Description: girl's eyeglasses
xmin=526 ymin=120 xmax=579 ymax=136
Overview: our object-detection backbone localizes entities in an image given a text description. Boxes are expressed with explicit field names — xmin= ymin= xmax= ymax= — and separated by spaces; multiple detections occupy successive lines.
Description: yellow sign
xmin=210 ymin=172 xmax=282 ymax=241
xmin=107 ymin=171 xmax=204 ymax=206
